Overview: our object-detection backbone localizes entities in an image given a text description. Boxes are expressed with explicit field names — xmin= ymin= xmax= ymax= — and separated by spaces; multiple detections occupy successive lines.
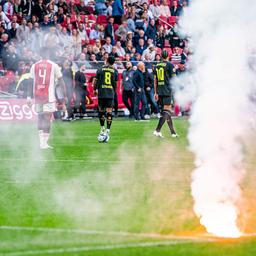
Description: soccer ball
xmin=98 ymin=133 xmax=107 ymax=143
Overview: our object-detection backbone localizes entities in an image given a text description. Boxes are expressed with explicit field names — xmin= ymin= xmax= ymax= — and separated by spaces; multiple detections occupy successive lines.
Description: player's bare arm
xmin=154 ymin=76 xmax=158 ymax=101
xmin=93 ymin=77 xmax=98 ymax=96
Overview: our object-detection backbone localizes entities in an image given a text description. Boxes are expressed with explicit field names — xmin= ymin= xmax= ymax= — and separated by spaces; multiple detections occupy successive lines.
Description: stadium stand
xmin=0 ymin=0 xmax=190 ymax=118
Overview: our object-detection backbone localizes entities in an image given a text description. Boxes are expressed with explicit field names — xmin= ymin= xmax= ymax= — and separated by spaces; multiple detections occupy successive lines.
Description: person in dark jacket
xmin=2 ymin=44 xmax=19 ymax=72
xmin=62 ymin=60 xmax=74 ymax=120
xmin=144 ymin=67 xmax=159 ymax=117
xmin=0 ymin=33 xmax=9 ymax=59
xmin=135 ymin=38 xmax=146 ymax=55
xmin=7 ymin=21 xmax=18 ymax=40
xmin=133 ymin=62 xmax=147 ymax=121
xmin=104 ymin=16 xmax=115 ymax=45
xmin=170 ymin=1 xmax=183 ymax=16
xmin=146 ymin=19 xmax=157 ymax=44
xmin=19 ymin=0 xmax=34 ymax=18
xmin=31 ymin=0 xmax=46 ymax=22
xmin=74 ymin=65 xmax=87 ymax=118
xmin=121 ymin=61 xmax=135 ymax=118
xmin=156 ymin=25 xmax=165 ymax=49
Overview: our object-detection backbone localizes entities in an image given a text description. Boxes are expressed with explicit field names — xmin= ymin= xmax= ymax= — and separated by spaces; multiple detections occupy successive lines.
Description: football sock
xmin=43 ymin=133 xmax=50 ymax=145
xmin=99 ymin=111 xmax=105 ymax=127
xmin=156 ymin=112 xmax=167 ymax=132
xmin=38 ymin=113 xmax=44 ymax=131
xmin=165 ymin=110 xmax=176 ymax=134
xmin=38 ymin=130 xmax=44 ymax=147
xmin=42 ymin=113 xmax=51 ymax=133
xmin=106 ymin=112 xmax=113 ymax=130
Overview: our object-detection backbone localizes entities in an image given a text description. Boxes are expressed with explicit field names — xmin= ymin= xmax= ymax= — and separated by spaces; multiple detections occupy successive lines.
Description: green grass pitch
xmin=0 ymin=118 xmax=256 ymax=255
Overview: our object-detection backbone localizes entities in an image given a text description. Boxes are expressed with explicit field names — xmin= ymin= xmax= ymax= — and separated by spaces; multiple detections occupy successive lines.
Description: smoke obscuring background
xmin=174 ymin=0 xmax=256 ymax=237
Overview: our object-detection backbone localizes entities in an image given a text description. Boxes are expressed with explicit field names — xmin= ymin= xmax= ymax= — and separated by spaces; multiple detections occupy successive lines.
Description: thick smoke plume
xmin=175 ymin=0 xmax=256 ymax=237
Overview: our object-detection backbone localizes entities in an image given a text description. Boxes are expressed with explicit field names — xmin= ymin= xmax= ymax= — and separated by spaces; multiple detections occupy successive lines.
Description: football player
xmin=153 ymin=50 xmax=178 ymax=138
xmin=93 ymin=56 xmax=118 ymax=142
xmin=27 ymin=47 xmax=66 ymax=149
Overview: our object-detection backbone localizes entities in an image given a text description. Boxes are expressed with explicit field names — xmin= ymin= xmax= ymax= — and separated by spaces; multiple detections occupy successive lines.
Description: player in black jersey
xmin=153 ymin=50 xmax=178 ymax=138
xmin=93 ymin=56 xmax=118 ymax=142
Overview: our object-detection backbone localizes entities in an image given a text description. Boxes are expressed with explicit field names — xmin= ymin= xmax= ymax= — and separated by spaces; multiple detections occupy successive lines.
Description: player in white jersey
xmin=27 ymin=48 xmax=66 ymax=149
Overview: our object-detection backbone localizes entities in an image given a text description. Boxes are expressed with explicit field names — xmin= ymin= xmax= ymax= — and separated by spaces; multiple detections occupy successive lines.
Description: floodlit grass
xmin=0 ymin=118 xmax=256 ymax=255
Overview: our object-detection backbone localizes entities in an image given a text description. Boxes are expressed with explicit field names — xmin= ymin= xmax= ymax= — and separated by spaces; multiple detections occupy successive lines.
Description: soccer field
xmin=1 ymin=118 xmax=256 ymax=256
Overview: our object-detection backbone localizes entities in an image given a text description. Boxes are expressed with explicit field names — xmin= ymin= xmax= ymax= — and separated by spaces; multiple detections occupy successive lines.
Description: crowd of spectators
xmin=0 ymin=0 xmax=190 ymax=117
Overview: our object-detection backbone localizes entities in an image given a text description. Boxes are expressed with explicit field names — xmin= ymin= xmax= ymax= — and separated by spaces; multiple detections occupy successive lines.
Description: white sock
xmin=106 ymin=129 xmax=110 ymax=134
xmin=38 ymin=130 xmax=44 ymax=147
xmin=44 ymin=133 xmax=50 ymax=145
xmin=101 ymin=126 xmax=105 ymax=132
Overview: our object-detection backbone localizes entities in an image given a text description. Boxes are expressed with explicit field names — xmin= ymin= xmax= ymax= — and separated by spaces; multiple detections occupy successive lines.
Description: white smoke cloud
xmin=174 ymin=0 xmax=256 ymax=237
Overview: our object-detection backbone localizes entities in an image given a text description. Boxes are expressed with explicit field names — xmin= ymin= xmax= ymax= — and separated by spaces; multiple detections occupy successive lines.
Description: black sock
xmin=165 ymin=110 xmax=176 ymax=134
xmin=99 ymin=111 xmax=105 ymax=127
xmin=106 ymin=112 xmax=113 ymax=130
xmin=156 ymin=112 xmax=167 ymax=132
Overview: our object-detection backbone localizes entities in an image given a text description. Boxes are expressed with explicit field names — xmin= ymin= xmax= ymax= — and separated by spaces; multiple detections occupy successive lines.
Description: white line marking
xmin=0 ymin=226 xmax=213 ymax=241
xmin=0 ymin=159 xmax=193 ymax=164
xmin=2 ymin=240 xmax=201 ymax=256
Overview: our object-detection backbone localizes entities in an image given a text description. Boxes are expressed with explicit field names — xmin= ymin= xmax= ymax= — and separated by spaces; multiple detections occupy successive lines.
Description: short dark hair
xmin=161 ymin=50 xmax=169 ymax=59
xmin=107 ymin=56 xmax=115 ymax=65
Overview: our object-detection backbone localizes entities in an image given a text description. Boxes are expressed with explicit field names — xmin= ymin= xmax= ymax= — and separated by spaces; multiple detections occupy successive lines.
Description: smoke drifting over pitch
xmin=175 ymin=0 xmax=256 ymax=237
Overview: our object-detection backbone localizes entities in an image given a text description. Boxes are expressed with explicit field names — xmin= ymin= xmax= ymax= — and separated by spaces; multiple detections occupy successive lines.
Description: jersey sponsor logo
xmin=156 ymin=63 xmax=167 ymax=67
xmin=102 ymin=85 xmax=113 ymax=89
xmin=0 ymin=100 xmax=37 ymax=121
xmin=102 ymin=67 xmax=115 ymax=73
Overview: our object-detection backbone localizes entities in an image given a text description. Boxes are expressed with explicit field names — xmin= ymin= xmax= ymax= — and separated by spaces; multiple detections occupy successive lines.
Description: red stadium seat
xmin=168 ymin=16 xmax=178 ymax=25
xmin=85 ymin=6 xmax=94 ymax=14
xmin=88 ymin=14 xmax=96 ymax=22
xmin=113 ymin=24 xmax=119 ymax=31
xmin=165 ymin=39 xmax=171 ymax=47
xmin=85 ymin=77 xmax=98 ymax=109
xmin=80 ymin=14 xmax=85 ymax=22
xmin=89 ymin=39 xmax=95 ymax=45
xmin=70 ymin=14 xmax=77 ymax=22
xmin=86 ymin=28 xmax=91 ymax=37
xmin=158 ymin=16 xmax=168 ymax=26
xmin=164 ymin=47 xmax=172 ymax=57
xmin=155 ymin=47 xmax=162 ymax=55
xmin=0 ymin=72 xmax=15 ymax=92
xmin=96 ymin=15 xmax=108 ymax=25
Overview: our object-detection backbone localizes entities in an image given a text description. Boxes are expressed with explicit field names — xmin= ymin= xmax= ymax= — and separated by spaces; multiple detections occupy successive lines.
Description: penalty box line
xmin=0 ymin=158 xmax=193 ymax=164
xmin=1 ymin=240 xmax=208 ymax=256
xmin=0 ymin=226 xmax=214 ymax=242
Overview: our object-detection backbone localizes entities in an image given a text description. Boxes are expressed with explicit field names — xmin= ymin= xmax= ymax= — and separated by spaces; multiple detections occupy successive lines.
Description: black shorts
xmin=158 ymin=96 xmax=172 ymax=106
xmin=98 ymin=98 xmax=114 ymax=109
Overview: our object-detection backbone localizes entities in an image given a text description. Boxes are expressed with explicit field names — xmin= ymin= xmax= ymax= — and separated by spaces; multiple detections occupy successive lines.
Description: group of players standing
xmin=28 ymin=48 xmax=178 ymax=148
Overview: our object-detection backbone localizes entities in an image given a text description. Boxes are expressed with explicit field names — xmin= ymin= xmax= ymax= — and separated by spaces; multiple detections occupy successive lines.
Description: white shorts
xmin=35 ymin=102 xmax=56 ymax=113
